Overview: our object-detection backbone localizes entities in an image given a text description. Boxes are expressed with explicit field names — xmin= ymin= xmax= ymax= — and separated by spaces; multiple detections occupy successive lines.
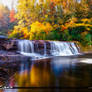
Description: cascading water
xmin=18 ymin=40 xmax=47 ymax=60
xmin=18 ymin=40 xmax=34 ymax=53
xmin=18 ymin=40 xmax=80 ymax=60
xmin=44 ymin=42 xmax=47 ymax=56
xmin=50 ymin=41 xmax=79 ymax=56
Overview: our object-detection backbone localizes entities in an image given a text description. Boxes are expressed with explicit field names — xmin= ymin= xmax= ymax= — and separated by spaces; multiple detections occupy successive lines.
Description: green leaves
xmin=85 ymin=33 xmax=92 ymax=42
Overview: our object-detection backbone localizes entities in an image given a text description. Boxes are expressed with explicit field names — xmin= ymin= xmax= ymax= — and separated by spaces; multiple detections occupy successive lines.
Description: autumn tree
xmin=87 ymin=0 xmax=92 ymax=18
xmin=74 ymin=0 xmax=89 ymax=19
xmin=15 ymin=0 xmax=37 ymax=27
xmin=15 ymin=0 xmax=64 ymax=29
xmin=0 ymin=4 xmax=10 ymax=35
xmin=9 ymin=8 xmax=16 ymax=23
xmin=8 ymin=8 xmax=17 ymax=30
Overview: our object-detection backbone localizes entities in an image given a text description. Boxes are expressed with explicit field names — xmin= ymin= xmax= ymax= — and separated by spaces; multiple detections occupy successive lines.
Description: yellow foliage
xmin=29 ymin=21 xmax=53 ymax=40
xmin=64 ymin=18 xmax=92 ymax=30
xmin=8 ymin=26 xmax=30 ymax=39
xmin=53 ymin=24 xmax=60 ymax=29
xmin=8 ymin=21 xmax=53 ymax=40
xmin=8 ymin=17 xmax=92 ymax=40
xmin=81 ymin=18 xmax=91 ymax=23
xmin=69 ymin=17 xmax=78 ymax=22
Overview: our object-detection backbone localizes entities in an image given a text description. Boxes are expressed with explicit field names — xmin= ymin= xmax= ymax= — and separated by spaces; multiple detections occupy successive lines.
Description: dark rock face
xmin=0 ymin=38 xmax=51 ymax=63
xmin=0 ymin=39 xmax=51 ymax=53
xmin=0 ymin=39 xmax=18 ymax=51
xmin=0 ymin=38 xmax=32 ymax=63
xmin=33 ymin=40 xmax=51 ymax=55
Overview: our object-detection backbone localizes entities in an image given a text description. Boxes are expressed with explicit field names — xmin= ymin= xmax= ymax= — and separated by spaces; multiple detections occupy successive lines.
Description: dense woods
xmin=0 ymin=0 xmax=92 ymax=45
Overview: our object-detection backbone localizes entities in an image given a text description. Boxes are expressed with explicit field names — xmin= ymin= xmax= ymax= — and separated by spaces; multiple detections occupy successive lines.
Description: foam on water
xmin=18 ymin=40 xmax=80 ymax=60
xmin=80 ymin=59 xmax=92 ymax=64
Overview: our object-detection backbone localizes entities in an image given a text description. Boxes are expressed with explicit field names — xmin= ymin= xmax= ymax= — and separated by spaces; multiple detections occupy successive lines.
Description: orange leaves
xmin=62 ymin=1 xmax=67 ymax=8
xmin=9 ymin=8 xmax=16 ymax=23
xmin=51 ymin=0 xmax=61 ymax=5
xmin=24 ymin=33 xmax=29 ymax=39
xmin=21 ymin=27 xmax=29 ymax=39
xmin=44 ymin=22 xmax=53 ymax=33
xmin=61 ymin=25 xmax=67 ymax=31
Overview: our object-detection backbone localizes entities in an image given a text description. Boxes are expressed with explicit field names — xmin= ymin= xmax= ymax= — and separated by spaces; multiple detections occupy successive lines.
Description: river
xmin=0 ymin=40 xmax=92 ymax=92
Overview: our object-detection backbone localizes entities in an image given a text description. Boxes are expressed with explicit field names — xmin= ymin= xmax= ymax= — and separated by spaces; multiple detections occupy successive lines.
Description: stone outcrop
xmin=0 ymin=39 xmax=51 ymax=53
xmin=0 ymin=37 xmax=83 ymax=63
xmin=0 ymin=37 xmax=31 ymax=63
xmin=33 ymin=40 xmax=51 ymax=55
xmin=0 ymin=38 xmax=52 ymax=63
xmin=0 ymin=38 xmax=18 ymax=51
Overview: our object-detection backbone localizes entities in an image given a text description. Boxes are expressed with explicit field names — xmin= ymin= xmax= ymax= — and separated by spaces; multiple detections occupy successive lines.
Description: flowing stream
xmin=0 ymin=40 xmax=92 ymax=92
xmin=18 ymin=40 xmax=80 ymax=60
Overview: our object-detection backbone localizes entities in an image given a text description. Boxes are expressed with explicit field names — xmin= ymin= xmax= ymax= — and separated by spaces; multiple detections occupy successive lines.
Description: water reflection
xmin=51 ymin=57 xmax=78 ymax=77
xmin=1 ymin=56 xmax=92 ymax=92
xmin=14 ymin=59 xmax=51 ymax=87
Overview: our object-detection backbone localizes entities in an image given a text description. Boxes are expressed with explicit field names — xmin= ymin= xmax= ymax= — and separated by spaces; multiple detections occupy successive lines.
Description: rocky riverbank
xmin=0 ymin=37 xmax=91 ymax=63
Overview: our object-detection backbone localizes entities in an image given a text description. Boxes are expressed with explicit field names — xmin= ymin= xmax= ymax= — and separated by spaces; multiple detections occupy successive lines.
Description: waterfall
xmin=18 ymin=40 xmax=79 ymax=59
xmin=18 ymin=40 xmax=47 ymax=60
xmin=44 ymin=42 xmax=47 ymax=56
xmin=50 ymin=41 xmax=79 ymax=56
xmin=18 ymin=40 xmax=34 ymax=53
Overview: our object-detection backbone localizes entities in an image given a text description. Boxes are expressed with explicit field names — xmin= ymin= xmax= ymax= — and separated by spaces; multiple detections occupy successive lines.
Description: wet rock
xmin=0 ymin=54 xmax=31 ymax=63
xmin=0 ymin=38 xmax=31 ymax=63
xmin=0 ymin=63 xmax=19 ymax=86
xmin=0 ymin=38 xmax=18 ymax=51
xmin=34 ymin=40 xmax=51 ymax=55
xmin=2 ymin=40 xmax=18 ymax=51
xmin=0 ymin=39 xmax=51 ymax=53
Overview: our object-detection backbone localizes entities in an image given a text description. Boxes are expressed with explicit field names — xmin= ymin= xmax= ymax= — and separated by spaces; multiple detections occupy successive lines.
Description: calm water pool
xmin=0 ymin=55 xmax=92 ymax=92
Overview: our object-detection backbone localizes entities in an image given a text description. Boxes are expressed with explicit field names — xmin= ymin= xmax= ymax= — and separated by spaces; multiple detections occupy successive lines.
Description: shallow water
xmin=0 ymin=55 xmax=92 ymax=92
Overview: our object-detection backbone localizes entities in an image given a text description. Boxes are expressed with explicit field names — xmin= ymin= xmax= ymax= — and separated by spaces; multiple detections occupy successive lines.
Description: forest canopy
xmin=0 ymin=0 xmax=92 ymax=45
